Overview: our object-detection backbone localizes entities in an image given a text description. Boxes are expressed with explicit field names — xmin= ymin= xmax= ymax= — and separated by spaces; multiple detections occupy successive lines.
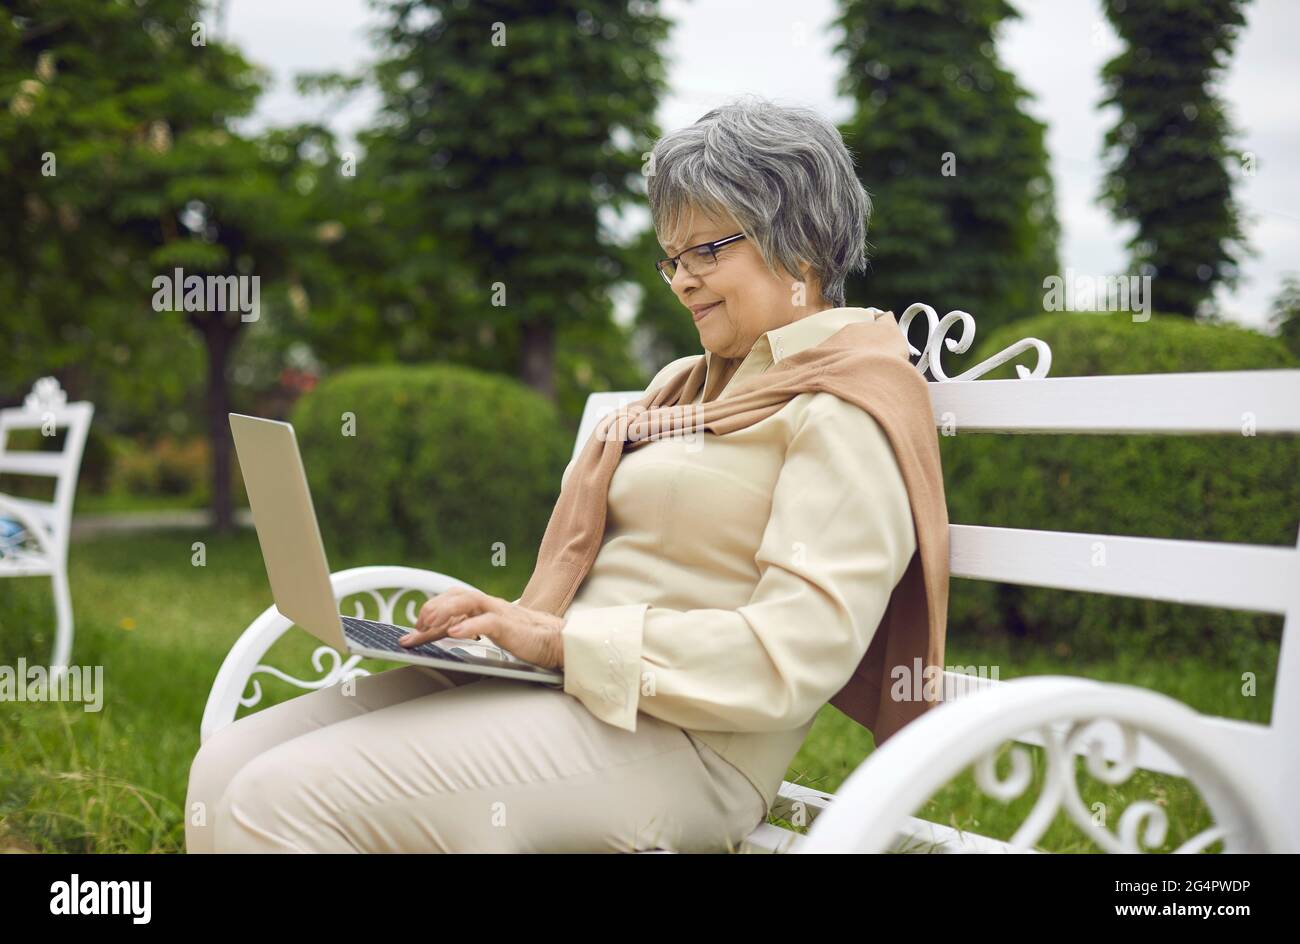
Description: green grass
xmin=0 ymin=527 xmax=528 ymax=853
xmin=0 ymin=528 xmax=1279 ymax=853
xmin=772 ymin=634 xmax=1277 ymax=853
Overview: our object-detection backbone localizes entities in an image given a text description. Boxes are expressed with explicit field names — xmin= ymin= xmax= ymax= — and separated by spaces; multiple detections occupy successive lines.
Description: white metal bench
xmin=0 ymin=377 xmax=95 ymax=679
xmin=200 ymin=306 xmax=1300 ymax=853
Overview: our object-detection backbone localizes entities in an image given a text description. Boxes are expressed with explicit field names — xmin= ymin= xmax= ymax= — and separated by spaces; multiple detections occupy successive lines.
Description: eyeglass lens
xmin=660 ymin=246 xmax=715 ymax=282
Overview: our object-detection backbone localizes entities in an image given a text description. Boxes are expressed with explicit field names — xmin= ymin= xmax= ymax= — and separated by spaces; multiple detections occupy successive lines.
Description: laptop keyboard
xmin=340 ymin=615 xmax=464 ymax=662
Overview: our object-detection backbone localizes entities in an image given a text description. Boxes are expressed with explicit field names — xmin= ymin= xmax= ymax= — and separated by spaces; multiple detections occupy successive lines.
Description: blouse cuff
xmin=560 ymin=602 xmax=649 ymax=732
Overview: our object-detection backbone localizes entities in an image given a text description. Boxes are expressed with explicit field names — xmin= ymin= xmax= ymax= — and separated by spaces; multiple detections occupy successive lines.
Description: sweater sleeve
xmin=559 ymin=393 xmax=918 ymax=733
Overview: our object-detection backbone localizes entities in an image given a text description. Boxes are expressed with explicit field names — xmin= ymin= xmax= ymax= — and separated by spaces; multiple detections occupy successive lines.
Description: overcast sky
xmin=222 ymin=0 xmax=1298 ymax=332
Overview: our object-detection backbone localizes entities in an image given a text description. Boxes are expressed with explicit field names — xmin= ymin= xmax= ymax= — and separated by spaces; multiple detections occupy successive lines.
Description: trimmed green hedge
xmin=290 ymin=363 xmax=571 ymax=565
xmin=938 ymin=312 xmax=1299 ymax=659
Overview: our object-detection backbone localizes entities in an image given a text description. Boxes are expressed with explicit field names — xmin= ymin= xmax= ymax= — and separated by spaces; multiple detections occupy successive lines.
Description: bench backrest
xmin=570 ymin=307 xmax=1300 ymax=826
xmin=0 ymin=377 xmax=96 ymax=559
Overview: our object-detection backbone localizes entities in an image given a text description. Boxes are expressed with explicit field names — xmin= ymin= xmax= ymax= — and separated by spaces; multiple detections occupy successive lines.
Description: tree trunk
xmin=520 ymin=320 xmax=555 ymax=400
xmin=199 ymin=315 xmax=240 ymax=534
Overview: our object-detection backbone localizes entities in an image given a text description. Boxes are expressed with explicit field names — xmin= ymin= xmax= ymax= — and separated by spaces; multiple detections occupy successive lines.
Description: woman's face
xmin=660 ymin=206 xmax=831 ymax=359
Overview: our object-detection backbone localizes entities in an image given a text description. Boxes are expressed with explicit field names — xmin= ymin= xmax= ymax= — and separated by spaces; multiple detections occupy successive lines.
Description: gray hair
xmin=646 ymin=94 xmax=871 ymax=309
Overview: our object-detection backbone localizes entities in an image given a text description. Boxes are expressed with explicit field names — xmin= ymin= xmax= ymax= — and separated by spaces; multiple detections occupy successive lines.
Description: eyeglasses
xmin=656 ymin=232 xmax=747 ymax=285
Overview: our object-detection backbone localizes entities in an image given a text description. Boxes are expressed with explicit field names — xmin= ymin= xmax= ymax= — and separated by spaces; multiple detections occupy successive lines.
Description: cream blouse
xmin=555 ymin=306 xmax=917 ymax=811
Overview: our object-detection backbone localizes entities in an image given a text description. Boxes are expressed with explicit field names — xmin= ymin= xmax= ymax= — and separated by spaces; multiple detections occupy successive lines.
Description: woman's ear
xmin=781 ymin=259 xmax=809 ymax=291
xmin=792 ymin=260 xmax=825 ymax=307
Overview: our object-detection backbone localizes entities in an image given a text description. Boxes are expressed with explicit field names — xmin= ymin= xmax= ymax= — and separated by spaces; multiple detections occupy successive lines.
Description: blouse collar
xmin=701 ymin=306 xmax=892 ymax=402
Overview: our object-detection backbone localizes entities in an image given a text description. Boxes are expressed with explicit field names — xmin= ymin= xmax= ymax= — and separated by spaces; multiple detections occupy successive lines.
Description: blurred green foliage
xmin=319 ymin=0 xmax=673 ymax=404
xmin=939 ymin=312 xmax=1299 ymax=658
xmin=289 ymin=363 xmax=572 ymax=565
xmin=1099 ymin=0 xmax=1250 ymax=318
xmin=834 ymin=0 xmax=1060 ymax=337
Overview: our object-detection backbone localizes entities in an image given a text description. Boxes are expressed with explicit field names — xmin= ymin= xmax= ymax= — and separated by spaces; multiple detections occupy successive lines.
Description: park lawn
xmin=0 ymin=527 xmax=1277 ymax=853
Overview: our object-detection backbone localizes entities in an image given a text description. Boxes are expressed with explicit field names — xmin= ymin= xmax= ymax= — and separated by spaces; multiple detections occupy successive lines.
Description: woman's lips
xmin=692 ymin=302 xmax=721 ymax=322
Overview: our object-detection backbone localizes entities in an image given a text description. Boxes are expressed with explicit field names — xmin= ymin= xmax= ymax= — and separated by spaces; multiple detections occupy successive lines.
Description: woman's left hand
xmin=400 ymin=587 xmax=566 ymax=670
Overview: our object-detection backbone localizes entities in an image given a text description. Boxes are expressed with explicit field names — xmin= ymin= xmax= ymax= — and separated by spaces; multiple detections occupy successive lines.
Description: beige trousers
xmin=185 ymin=664 xmax=767 ymax=853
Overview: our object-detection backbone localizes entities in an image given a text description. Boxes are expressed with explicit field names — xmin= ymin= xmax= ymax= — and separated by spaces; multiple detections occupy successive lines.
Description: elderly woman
xmin=185 ymin=96 xmax=939 ymax=854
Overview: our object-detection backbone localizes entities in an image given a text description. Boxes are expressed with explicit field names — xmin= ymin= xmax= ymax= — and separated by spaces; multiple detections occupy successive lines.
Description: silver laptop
xmin=229 ymin=412 xmax=564 ymax=686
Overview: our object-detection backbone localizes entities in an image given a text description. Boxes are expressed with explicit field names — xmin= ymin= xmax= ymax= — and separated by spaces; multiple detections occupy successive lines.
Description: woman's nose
xmin=671 ymin=264 xmax=702 ymax=294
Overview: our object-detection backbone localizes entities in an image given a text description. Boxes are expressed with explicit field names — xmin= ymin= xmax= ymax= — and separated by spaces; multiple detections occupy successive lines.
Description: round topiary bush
xmin=290 ymin=363 xmax=571 ymax=567
xmin=937 ymin=312 xmax=1300 ymax=659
